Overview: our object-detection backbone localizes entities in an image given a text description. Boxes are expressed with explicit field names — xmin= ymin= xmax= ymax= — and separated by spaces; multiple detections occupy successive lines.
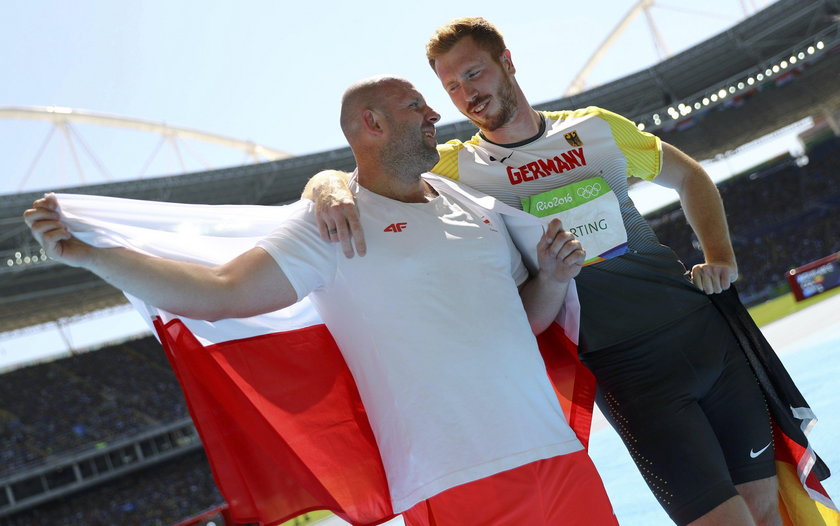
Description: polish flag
xmin=54 ymin=189 xmax=836 ymax=525
xmin=55 ymin=192 xmax=595 ymax=526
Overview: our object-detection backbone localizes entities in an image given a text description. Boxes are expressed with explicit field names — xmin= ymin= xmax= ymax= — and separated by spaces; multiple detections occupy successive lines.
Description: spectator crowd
xmin=1 ymin=451 xmax=223 ymax=526
xmin=650 ymin=137 xmax=840 ymax=303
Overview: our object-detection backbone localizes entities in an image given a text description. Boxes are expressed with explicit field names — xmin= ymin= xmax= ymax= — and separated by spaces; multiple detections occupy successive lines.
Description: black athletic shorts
xmin=581 ymin=302 xmax=776 ymax=525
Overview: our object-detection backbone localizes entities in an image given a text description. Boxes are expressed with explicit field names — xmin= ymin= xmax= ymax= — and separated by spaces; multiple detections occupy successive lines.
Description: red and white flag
xmin=55 ymin=192 xmax=595 ymax=526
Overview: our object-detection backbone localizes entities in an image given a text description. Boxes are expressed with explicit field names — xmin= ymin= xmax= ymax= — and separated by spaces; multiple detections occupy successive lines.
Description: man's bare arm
xmin=302 ymin=170 xmax=366 ymax=258
xmin=24 ymin=194 xmax=297 ymax=321
xmin=519 ymin=219 xmax=585 ymax=334
xmin=654 ymin=142 xmax=738 ymax=294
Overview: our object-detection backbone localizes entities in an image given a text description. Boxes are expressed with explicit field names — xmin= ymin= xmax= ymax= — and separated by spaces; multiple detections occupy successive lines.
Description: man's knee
xmin=686 ymin=495 xmax=753 ymax=526
xmin=736 ymin=476 xmax=780 ymax=525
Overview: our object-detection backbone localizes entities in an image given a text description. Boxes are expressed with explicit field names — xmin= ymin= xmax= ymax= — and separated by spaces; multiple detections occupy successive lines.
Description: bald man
xmin=25 ymin=76 xmax=615 ymax=525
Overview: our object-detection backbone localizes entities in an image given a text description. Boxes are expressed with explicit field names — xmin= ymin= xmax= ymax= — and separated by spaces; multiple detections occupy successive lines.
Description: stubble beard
xmin=383 ymin=123 xmax=441 ymax=184
xmin=469 ymin=74 xmax=518 ymax=133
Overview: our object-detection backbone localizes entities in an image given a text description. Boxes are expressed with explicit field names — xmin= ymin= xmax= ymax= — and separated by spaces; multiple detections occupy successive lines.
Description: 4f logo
xmin=384 ymin=222 xmax=407 ymax=232
xmin=564 ymin=131 xmax=583 ymax=147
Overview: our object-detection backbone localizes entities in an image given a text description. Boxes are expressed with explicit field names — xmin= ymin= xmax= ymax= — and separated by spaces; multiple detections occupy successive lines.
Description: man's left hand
xmin=690 ymin=262 xmax=738 ymax=294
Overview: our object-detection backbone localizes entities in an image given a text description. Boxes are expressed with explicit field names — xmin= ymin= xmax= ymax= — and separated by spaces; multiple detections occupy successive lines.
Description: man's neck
xmin=479 ymin=106 xmax=542 ymax=145
xmin=357 ymin=167 xmax=436 ymax=203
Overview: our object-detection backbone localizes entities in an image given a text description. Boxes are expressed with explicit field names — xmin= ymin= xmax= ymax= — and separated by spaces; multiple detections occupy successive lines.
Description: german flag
xmin=710 ymin=287 xmax=838 ymax=524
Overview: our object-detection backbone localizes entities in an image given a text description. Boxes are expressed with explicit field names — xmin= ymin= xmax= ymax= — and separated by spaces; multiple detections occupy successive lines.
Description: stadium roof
xmin=2 ymin=0 xmax=839 ymax=334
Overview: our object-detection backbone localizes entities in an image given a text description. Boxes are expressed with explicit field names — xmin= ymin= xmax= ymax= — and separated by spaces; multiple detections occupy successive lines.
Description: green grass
xmin=747 ymin=286 xmax=840 ymax=327
xmin=279 ymin=510 xmax=332 ymax=526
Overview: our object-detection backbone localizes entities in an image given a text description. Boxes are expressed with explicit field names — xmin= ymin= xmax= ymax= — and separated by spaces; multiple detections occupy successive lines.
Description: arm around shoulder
xmin=301 ymin=169 xmax=351 ymax=201
xmin=301 ymin=169 xmax=366 ymax=258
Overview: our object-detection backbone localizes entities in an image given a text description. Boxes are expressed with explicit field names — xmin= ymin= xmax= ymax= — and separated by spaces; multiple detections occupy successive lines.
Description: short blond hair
xmin=426 ymin=17 xmax=507 ymax=70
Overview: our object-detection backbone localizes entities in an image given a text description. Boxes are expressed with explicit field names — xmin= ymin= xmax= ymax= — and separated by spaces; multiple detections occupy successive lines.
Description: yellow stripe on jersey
xmin=544 ymin=107 xmax=662 ymax=182
xmin=432 ymin=139 xmax=471 ymax=181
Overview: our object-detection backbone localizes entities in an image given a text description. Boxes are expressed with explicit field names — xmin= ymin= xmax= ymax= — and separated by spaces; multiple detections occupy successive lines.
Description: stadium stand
xmin=649 ymin=136 xmax=840 ymax=303
xmin=0 ymin=337 xmax=213 ymax=524
xmin=0 ymin=339 xmax=188 ymax=474
xmin=1 ymin=451 xmax=223 ymax=526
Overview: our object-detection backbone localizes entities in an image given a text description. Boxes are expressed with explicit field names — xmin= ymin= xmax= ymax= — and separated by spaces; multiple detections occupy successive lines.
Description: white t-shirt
xmin=256 ymin=174 xmax=581 ymax=512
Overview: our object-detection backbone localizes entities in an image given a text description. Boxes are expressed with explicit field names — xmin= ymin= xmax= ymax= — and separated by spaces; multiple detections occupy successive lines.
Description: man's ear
xmin=500 ymin=49 xmax=516 ymax=75
xmin=362 ymin=109 xmax=385 ymax=136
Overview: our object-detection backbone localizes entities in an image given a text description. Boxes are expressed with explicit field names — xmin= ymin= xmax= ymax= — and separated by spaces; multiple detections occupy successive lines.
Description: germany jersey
xmin=431 ymin=107 xmax=710 ymax=351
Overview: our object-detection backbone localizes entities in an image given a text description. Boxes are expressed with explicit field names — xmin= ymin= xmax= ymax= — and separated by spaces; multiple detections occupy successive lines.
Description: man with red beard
xmin=306 ymin=18 xmax=781 ymax=526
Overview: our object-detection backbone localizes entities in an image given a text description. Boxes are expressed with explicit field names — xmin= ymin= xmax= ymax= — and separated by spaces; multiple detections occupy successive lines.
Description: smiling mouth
xmin=469 ymin=98 xmax=490 ymax=115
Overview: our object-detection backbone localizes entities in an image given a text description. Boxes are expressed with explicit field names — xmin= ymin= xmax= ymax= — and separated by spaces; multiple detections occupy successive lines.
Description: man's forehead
xmin=381 ymin=80 xmax=423 ymax=101
xmin=436 ymin=37 xmax=494 ymax=77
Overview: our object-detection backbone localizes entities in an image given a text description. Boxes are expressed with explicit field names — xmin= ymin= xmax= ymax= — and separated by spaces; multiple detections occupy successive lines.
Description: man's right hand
xmin=23 ymin=193 xmax=92 ymax=268
xmin=304 ymin=170 xmax=366 ymax=258
xmin=535 ymin=218 xmax=585 ymax=284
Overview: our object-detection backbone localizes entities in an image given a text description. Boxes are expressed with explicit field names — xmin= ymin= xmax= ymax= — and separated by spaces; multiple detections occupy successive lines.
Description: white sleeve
xmin=255 ymin=202 xmax=337 ymax=300
xmin=492 ymin=209 xmax=529 ymax=287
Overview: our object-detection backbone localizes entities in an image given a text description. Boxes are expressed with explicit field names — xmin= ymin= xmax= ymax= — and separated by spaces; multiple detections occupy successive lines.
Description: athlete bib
xmin=520 ymin=177 xmax=628 ymax=265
